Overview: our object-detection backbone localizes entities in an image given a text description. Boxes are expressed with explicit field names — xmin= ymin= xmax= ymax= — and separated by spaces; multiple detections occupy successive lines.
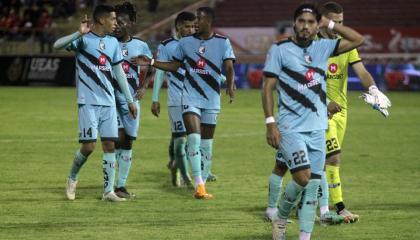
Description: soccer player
xmin=151 ymin=11 xmax=196 ymax=187
xmin=53 ymin=5 xmax=137 ymax=202
xmin=132 ymin=7 xmax=235 ymax=199
xmin=318 ymin=1 xmax=391 ymax=222
xmin=112 ymin=2 xmax=152 ymax=198
xmin=262 ymin=3 xmax=364 ymax=239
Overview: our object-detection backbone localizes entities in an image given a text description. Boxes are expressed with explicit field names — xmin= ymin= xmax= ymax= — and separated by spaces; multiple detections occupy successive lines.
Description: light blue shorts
xmin=168 ymin=106 xmax=186 ymax=135
xmin=277 ymin=130 xmax=326 ymax=176
xmin=182 ymin=105 xmax=219 ymax=125
xmin=116 ymin=100 xmax=140 ymax=140
xmin=78 ymin=104 xmax=118 ymax=143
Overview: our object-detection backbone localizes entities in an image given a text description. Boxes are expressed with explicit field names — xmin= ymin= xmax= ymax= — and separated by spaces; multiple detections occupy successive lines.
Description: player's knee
xmin=292 ymin=170 xmax=311 ymax=187
xmin=326 ymin=154 xmax=341 ymax=166
xmin=81 ymin=142 xmax=96 ymax=156
xmin=101 ymin=140 xmax=115 ymax=153
xmin=273 ymin=163 xmax=288 ymax=176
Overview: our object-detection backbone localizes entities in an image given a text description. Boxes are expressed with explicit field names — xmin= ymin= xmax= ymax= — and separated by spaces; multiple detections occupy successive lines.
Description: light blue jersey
xmin=115 ymin=37 xmax=152 ymax=100
xmin=263 ymin=38 xmax=339 ymax=133
xmin=67 ymin=32 xmax=123 ymax=106
xmin=157 ymin=37 xmax=186 ymax=107
xmin=173 ymin=33 xmax=235 ymax=110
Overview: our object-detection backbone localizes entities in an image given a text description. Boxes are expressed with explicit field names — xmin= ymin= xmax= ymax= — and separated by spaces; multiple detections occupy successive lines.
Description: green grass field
xmin=0 ymin=88 xmax=419 ymax=240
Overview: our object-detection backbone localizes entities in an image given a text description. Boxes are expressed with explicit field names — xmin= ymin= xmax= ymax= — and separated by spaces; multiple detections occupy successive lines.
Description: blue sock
xmin=278 ymin=180 xmax=305 ymax=219
xmin=102 ymin=152 xmax=116 ymax=193
xmin=268 ymin=173 xmax=283 ymax=208
xmin=187 ymin=133 xmax=202 ymax=181
xmin=299 ymin=179 xmax=321 ymax=233
xmin=319 ymin=171 xmax=329 ymax=211
xmin=200 ymin=139 xmax=213 ymax=181
xmin=69 ymin=150 xmax=87 ymax=181
xmin=116 ymin=149 xmax=132 ymax=188
xmin=174 ymin=137 xmax=189 ymax=179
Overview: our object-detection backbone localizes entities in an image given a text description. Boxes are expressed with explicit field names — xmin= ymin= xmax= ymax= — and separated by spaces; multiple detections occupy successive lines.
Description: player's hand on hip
xmin=226 ymin=83 xmax=236 ymax=103
xmin=79 ymin=15 xmax=92 ymax=34
xmin=128 ymin=102 xmax=137 ymax=119
xmin=151 ymin=101 xmax=160 ymax=117
xmin=130 ymin=55 xmax=151 ymax=66
xmin=266 ymin=123 xmax=281 ymax=149
xmin=327 ymin=101 xmax=342 ymax=119
xmin=136 ymin=87 xmax=146 ymax=100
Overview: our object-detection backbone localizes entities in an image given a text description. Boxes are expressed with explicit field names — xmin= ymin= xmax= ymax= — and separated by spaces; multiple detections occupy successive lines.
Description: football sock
xmin=319 ymin=171 xmax=329 ymax=215
xmin=200 ymin=139 xmax=213 ymax=181
xmin=69 ymin=149 xmax=87 ymax=181
xmin=174 ymin=137 xmax=189 ymax=180
xmin=299 ymin=231 xmax=311 ymax=240
xmin=168 ymin=138 xmax=175 ymax=163
xmin=102 ymin=152 xmax=116 ymax=193
xmin=116 ymin=149 xmax=132 ymax=188
xmin=326 ymin=165 xmax=343 ymax=205
xmin=278 ymin=180 xmax=305 ymax=219
xmin=187 ymin=133 xmax=203 ymax=186
xmin=298 ymin=178 xmax=320 ymax=234
xmin=268 ymin=173 xmax=283 ymax=208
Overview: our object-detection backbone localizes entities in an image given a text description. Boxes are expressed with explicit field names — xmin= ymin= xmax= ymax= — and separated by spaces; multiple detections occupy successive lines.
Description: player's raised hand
xmin=226 ymin=83 xmax=236 ymax=103
xmin=319 ymin=15 xmax=331 ymax=29
xmin=79 ymin=15 xmax=92 ymax=34
xmin=266 ymin=123 xmax=281 ymax=149
xmin=151 ymin=101 xmax=160 ymax=117
xmin=130 ymin=55 xmax=151 ymax=66
xmin=327 ymin=101 xmax=342 ymax=119
xmin=128 ymin=102 xmax=137 ymax=119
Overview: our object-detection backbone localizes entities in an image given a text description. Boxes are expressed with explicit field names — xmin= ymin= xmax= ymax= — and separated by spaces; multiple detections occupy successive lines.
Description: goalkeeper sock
xmin=319 ymin=171 xmax=329 ymax=215
xmin=278 ymin=180 xmax=305 ymax=219
xmin=116 ymin=149 xmax=132 ymax=188
xmin=268 ymin=173 xmax=283 ymax=208
xmin=187 ymin=133 xmax=203 ymax=186
xmin=69 ymin=150 xmax=87 ymax=181
xmin=102 ymin=152 xmax=116 ymax=193
xmin=200 ymin=139 xmax=213 ymax=182
xmin=326 ymin=165 xmax=343 ymax=205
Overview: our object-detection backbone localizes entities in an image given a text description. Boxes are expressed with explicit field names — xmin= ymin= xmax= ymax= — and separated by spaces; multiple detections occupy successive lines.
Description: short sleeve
xmin=223 ymin=38 xmax=236 ymax=62
xmin=141 ymin=42 xmax=153 ymax=59
xmin=172 ymin=40 xmax=185 ymax=62
xmin=263 ymin=44 xmax=281 ymax=78
xmin=112 ymin=39 xmax=123 ymax=65
xmin=66 ymin=37 xmax=84 ymax=52
xmin=348 ymin=48 xmax=362 ymax=65
xmin=156 ymin=44 xmax=169 ymax=62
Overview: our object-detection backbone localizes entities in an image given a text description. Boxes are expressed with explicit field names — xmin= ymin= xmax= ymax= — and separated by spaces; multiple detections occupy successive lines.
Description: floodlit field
xmin=0 ymin=87 xmax=419 ymax=240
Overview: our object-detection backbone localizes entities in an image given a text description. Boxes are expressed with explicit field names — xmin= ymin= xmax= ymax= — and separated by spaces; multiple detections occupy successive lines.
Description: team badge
xmin=122 ymin=48 xmax=128 ymax=57
xmin=198 ymin=45 xmax=206 ymax=54
xmin=304 ymin=54 xmax=312 ymax=64
xmin=99 ymin=40 xmax=106 ymax=50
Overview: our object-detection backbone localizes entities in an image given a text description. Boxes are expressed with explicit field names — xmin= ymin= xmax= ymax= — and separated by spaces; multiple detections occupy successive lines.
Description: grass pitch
xmin=0 ymin=88 xmax=419 ymax=240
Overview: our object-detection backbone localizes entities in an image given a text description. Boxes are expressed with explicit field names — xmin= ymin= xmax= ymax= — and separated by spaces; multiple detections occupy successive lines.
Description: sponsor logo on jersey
xmin=197 ymin=58 xmax=206 ymax=69
xmin=298 ymin=69 xmax=321 ymax=91
xmin=99 ymin=55 xmax=107 ymax=65
xmin=305 ymin=68 xmax=315 ymax=81
xmin=122 ymin=61 xmax=130 ymax=73
xmin=328 ymin=63 xmax=338 ymax=73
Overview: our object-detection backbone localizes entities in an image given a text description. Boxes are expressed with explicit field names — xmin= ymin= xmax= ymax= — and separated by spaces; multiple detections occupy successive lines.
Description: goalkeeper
xmin=318 ymin=1 xmax=391 ymax=222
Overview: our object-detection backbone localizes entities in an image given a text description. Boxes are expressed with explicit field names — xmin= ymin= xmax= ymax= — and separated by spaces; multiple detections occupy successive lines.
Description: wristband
xmin=150 ymin=58 xmax=155 ymax=66
xmin=265 ymin=116 xmax=275 ymax=125
xmin=328 ymin=20 xmax=335 ymax=30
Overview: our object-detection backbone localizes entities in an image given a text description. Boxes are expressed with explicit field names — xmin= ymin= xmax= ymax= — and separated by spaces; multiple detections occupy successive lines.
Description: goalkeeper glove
xmin=368 ymin=85 xmax=392 ymax=108
xmin=360 ymin=91 xmax=390 ymax=118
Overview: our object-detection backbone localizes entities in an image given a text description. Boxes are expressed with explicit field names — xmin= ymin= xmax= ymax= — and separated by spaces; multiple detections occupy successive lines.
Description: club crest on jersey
xmin=122 ymin=48 xmax=128 ymax=57
xmin=196 ymin=58 xmax=206 ymax=69
xmin=328 ymin=63 xmax=338 ymax=73
xmin=98 ymin=54 xmax=107 ymax=65
xmin=99 ymin=40 xmax=106 ymax=50
xmin=122 ymin=61 xmax=130 ymax=73
xmin=198 ymin=45 xmax=206 ymax=54
xmin=304 ymin=54 xmax=312 ymax=64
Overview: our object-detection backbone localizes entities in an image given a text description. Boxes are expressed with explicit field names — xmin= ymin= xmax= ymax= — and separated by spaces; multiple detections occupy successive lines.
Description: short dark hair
xmin=93 ymin=4 xmax=115 ymax=23
xmin=115 ymin=2 xmax=137 ymax=22
xmin=197 ymin=7 xmax=215 ymax=21
xmin=175 ymin=11 xmax=196 ymax=27
xmin=321 ymin=1 xmax=343 ymax=16
xmin=293 ymin=3 xmax=321 ymax=22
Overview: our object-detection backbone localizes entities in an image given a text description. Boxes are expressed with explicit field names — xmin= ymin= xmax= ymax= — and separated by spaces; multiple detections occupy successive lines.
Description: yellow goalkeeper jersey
xmin=326 ymin=47 xmax=361 ymax=109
